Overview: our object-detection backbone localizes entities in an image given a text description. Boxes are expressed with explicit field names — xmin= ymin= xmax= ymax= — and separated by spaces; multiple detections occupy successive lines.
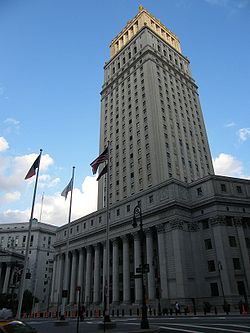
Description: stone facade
xmin=52 ymin=176 xmax=250 ymax=312
xmin=52 ymin=7 xmax=250 ymax=314
xmin=0 ymin=221 xmax=57 ymax=311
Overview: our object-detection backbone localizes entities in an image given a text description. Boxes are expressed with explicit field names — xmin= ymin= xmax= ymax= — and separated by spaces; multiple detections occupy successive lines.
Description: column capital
xmin=111 ymin=238 xmax=119 ymax=246
xmin=170 ymin=219 xmax=184 ymax=230
xmin=209 ymin=215 xmax=226 ymax=226
xmin=187 ymin=222 xmax=199 ymax=232
xmin=71 ymin=249 xmax=78 ymax=256
xmin=132 ymin=231 xmax=140 ymax=241
xmin=233 ymin=216 xmax=243 ymax=227
xmin=145 ymin=228 xmax=153 ymax=237
xmin=121 ymin=234 xmax=130 ymax=243
xmin=93 ymin=243 xmax=101 ymax=250
xmin=156 ymin=223 xmax=166 ymax=233
xmin=86 ymin=245 xmax=93 ymax=253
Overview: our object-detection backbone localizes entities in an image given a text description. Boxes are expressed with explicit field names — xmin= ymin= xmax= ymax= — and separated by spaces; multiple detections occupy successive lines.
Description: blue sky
xmin=0 ymin=0 xmax=249 ymax=226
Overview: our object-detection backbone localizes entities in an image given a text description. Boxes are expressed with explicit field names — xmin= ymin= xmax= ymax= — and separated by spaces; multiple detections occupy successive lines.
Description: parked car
xmin=0 ymin=321 xmax=37 ymax=333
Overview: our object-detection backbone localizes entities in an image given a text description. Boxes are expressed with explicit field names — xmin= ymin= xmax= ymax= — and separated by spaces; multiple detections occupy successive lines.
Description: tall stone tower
xmin=98 ymin=6 xmax=214 ymax=209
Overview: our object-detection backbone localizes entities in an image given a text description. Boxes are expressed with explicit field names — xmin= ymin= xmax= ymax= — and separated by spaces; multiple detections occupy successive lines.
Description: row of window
xmin=207 ymin=258 xmax=241 ymax=272
xmin=197 ymin=184 xmax=244 ymax=197
xmin=204 ymin=236 xmax=250 ymax=250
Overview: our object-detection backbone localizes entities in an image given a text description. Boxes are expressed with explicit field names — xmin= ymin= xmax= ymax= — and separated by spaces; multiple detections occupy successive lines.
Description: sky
xmin=0 ymin=0 xmax=249 ymax=226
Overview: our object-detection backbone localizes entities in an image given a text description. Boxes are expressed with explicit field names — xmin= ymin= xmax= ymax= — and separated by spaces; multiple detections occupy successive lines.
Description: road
xmin=28 ymin=315 xmax=250 ymax=333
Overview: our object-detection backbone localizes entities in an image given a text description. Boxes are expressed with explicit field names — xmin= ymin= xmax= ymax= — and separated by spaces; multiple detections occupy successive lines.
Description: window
xmin=233 ymin=258 xmax=241 ymax=270
xmin=116 ymin=209 xmax=120 ymax=216
xmin=220 ymin=184 xmax=227 ymax=192
xmin=197 ymin=187 xmax=203 ymax=196
xmin=245 ymin=237 xmax=250 ymax=248
xmin=201 ymin=219 xmax=209 ymax=229
xmin=149 ymin=195 xmax=154 ymax=204
xmin=210 ymin=283 xmax=219 ymax=296
xmin=237 ymin=281 xmax=246 ymax=296
xmin=204 ymin=239 xmax=212 ymax=250
xmin=126 ymin=205 xmax=130 ymax=213
xmin=236 ymin=186 xmax=242 ymax=194
xmin=208 ymin=260 xmax=216 ymax=272
xmin=229 ymin=236 xmax=237 ymax=247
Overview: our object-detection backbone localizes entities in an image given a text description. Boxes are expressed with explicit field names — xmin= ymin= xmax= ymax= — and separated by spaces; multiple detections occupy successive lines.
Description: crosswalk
xmin=158 ymin=322 xmax=250 ymax=332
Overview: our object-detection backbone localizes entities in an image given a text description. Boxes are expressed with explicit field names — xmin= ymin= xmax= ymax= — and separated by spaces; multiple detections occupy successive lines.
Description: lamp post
xmin=218 ymin=261 xmax=225 ymax=303
xmin=132 ymin=205 xmax=149 ymax=330
xmin=218 ymin=260 xmax=229 ymax=314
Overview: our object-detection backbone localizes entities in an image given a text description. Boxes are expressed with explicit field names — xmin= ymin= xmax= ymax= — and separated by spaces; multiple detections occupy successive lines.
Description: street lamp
xmin=218 ymin=261 xmax=225 ymax=304
xmin=132 ymin=205 xmax=149 ymax=330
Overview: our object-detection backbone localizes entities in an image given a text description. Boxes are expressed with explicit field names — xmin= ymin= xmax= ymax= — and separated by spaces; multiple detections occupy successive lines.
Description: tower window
xmin=204 ymin=238 xmax=212 ymax=250
xmin=229 ymin=236 xmax=237 ymax=247
xmin=233 ymin=258 xmax=241 ymax=270
xmin=207 ymin=260 xmax=216 ymax=272
xmin=220 ymin=184 xmax=227 ymax=192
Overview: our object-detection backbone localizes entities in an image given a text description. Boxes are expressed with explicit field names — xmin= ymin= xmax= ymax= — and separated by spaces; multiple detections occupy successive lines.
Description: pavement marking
xmin=209 ymin=323 xmax=250 ymax=329
xmin=160 ymin=323 xmax=246 ymax=332
xmin=159 ymin=326 xmax=205 ymax=333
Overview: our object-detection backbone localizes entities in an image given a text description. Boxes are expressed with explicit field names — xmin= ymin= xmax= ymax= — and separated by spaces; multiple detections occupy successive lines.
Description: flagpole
xmin=16 ymin=149 xmax=43 ymax=319
xmin=104 ymin=141 xmax=111 ymax=323
xmin=61 ymin=166 xmax=75 ymax=320
xmin=39 ymin=192 xmax=44 ymax=222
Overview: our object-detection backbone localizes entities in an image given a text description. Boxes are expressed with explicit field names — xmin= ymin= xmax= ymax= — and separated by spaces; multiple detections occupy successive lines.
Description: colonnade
xmin=51 ymin=216 xmax=250 ymax=311
xmin=51 ymin=226 xmax=167 ymax=307
xmin=0 ymin=262 xmax=22 ymax=295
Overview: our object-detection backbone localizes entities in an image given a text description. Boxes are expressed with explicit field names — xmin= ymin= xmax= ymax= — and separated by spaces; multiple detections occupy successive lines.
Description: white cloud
xmin=213 ymin=153 xmax=250 ymax=179
xmin=225 ymin=122 xmax=236 ymax=128
xmin=3 ymin=118 xmax=20 ymax=133
xmin=0 ymin=191 xmax=21 ymax=205
xmin=238 ymin=128 xmax=250 ymax=142
xmin=0 ymin=176 xmax=98 ymax=226
xmin=0 ymin=137 xmax=9 ymax=152
xmin=204 ymin=0 xmax=249 ymax=9
xmin=0 ymin=152 xmax=56 ymax=197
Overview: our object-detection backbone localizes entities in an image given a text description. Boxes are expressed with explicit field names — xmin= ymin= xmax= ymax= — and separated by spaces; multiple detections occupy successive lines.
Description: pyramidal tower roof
xmin=110 ymin=5 xmax=181 ymax=59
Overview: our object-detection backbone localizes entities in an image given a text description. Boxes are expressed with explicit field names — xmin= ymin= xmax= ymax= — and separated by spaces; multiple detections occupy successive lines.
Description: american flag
xmin=90 ymin=146 xmax=108 ymax=174
xmin=24 ymin=155 xmax=41 ymax=180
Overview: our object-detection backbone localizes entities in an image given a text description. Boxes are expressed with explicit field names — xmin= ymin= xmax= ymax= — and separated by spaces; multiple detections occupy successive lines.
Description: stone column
xmin=122 ymin=235 xmax=130 ymax=303
xmin=93 ymin=244 xmax=101 ymax=304
xmin=112 ymin=238 xmax=120 ymax=304
xmin=146 ymin=228 xmax=156 ymax=301
xmin=69 ymin=250 xmax=78 ymax=304
xmin=2 ymin=264 xmax=11 ymax=294
xmin=50 ymin=257 xmax=57 ymax=304
xmin=0 ymin=263 xmax=2 ymax=293
xmin=85 ymin=246 xmax=92 ymax=304
xmin=102 ymin=243 xmax=107 ymax=305
xmin=157 ymin=224 xmax=169 ymax=300
xmin=171 ymin=220 xmax=185 ymax=299
xmin=234 ymin=217 xmax=250 ymax=293
xmin=211 ymin=216 xmax=235 ymax=295
xmin=77 ymin=248 xmax=84 ymax=300
xmin=55 ymin=254 xmax=63 ymax=303
xmin=133 ymin=232 xmax=142 ymax=303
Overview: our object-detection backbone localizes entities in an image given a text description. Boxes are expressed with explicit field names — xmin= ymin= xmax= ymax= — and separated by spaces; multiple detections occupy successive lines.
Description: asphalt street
xmin=27 ymin=315 xmax=250 ymax=333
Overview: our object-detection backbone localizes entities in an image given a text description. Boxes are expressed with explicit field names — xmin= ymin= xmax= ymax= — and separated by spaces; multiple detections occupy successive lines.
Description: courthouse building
xmin=0 ymin=221 xmax=57 ymax=311
xmin=51 ymin=7 xmax=250 ymax=313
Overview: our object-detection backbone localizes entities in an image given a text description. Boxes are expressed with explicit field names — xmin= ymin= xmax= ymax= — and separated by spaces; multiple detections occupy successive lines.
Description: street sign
xmin=134 ymin=274 xmax=143 ymax=279
xmin=62 ymin=289 xmax=68 ymax=298
xmin=136 ymin=264 xmax=149 ymax=274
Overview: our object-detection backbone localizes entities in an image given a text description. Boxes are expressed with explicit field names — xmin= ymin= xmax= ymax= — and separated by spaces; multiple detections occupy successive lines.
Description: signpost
xmin=76 ymin=286 xmax=81 ymax=333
